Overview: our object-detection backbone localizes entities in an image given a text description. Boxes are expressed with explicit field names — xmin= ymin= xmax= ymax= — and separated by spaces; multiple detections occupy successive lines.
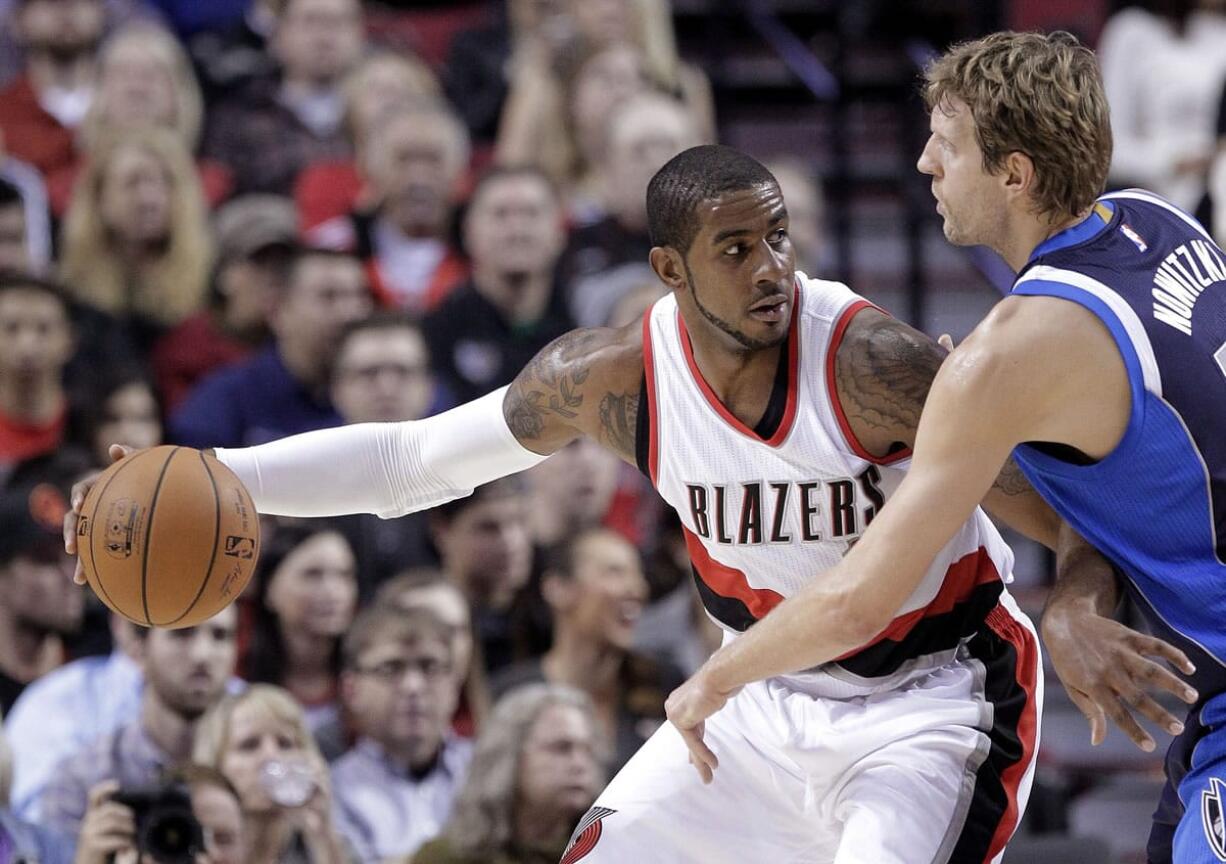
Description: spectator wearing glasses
xmin=333 ymin=605 xmax=472 ymax=863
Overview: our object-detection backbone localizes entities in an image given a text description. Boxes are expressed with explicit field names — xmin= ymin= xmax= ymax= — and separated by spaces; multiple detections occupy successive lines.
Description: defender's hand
xmin=1042 ymin=605 xmax=1197 ymax=751
xmin=665 ymin=670 xmax=739 ymax=784
xmin=63 ymin=444 xmax=135 ymax=584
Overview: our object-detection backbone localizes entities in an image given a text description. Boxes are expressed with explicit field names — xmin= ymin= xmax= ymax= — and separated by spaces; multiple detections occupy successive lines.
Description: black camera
xmin=113 ymin=783 xmax=205 ymax=864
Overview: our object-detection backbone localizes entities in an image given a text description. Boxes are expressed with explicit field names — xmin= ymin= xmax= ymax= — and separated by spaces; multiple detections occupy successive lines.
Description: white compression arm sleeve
xmin=213 ymin=386 xmax=549 ymax=518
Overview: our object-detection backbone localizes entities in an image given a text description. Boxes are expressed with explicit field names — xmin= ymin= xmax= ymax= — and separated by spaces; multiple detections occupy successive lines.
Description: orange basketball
xmin=76 ymin=445 xmax=260 ymax=629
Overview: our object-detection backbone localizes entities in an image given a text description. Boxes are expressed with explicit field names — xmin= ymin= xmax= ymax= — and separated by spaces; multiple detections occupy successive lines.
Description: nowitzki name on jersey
xmin=1152 ymin=237 xmax=1226 ymax=336
xmin=685 ymin=465 xmax=886 ymax=546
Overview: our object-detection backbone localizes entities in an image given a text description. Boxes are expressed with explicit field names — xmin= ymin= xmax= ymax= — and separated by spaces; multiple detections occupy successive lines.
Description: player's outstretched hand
xmin=63 ymin=444 xmax=136 ymax=585
xmin=1042 ymin=605 xmax=1198 ymax=752
xmin=665 ymin=670 xmax=739 ymax=784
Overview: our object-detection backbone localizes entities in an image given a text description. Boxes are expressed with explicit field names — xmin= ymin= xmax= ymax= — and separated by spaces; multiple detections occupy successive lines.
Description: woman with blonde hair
xmin=47 ymin=22 xmax=233 ymax=216
xmin=194 ymin=685 xmax=352 ymax=864
xmin=59 ymin=127 xmax=213 ymax=349
xmin=410 ymin=684 xmax=605 ymax=864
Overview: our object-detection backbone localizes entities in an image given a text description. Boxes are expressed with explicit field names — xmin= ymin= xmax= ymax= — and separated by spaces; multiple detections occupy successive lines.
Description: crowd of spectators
xmin=0 ymin=0 xmax=741 ymax=861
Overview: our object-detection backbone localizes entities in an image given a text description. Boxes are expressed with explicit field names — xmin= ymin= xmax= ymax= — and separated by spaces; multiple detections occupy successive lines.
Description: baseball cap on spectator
xmin=213 ymin=195 xmax=299 ymax=263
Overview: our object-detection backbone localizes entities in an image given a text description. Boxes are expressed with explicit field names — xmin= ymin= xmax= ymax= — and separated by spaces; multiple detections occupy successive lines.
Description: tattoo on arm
xmin=836 ymin=317 xmax=945 ymax=455
xmin=990 ymin=456 xmax=1031 ymax=498
xmin=503 ymin=329 xmax=599 ymax=444
xmin=598 ymin=390 xmax=639 ymax=462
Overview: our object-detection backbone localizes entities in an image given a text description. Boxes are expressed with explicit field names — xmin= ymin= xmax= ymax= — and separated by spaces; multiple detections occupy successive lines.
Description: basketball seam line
xmin=141 ymin=447 xmax=181 ymax=626
xmin=85 ymin=449 xmax=150 ymax=615
xmin=164 ymin=451 xmax=223 ymax=627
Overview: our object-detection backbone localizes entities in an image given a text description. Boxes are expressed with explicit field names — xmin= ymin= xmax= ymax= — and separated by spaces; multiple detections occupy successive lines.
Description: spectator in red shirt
xmin=45 ymin=21 xmax=234 ymax=219
xmin=152 ymin=195 xmax=296 ymax=413
xmin=308 ymin=98 xmax=470 ymax=314
xmin=0 ymin=273 xmax=73 ymax=479
xmin=0 ymin=0 xmax=105 ymax=178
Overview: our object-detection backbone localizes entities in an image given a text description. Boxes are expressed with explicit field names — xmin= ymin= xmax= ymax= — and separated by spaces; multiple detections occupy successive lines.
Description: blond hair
xmin=193 ymin=685 xmax=324 ymax=769
xmin=60 ymin=128 xmax=212 ymax=325
xmin=923 ymin=30 xmax=1112 ymax=220
xmin=82 ymin=22 xmax=205 ymax=151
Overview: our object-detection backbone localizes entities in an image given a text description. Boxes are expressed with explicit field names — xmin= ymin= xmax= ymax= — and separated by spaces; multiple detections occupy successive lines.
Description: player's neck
xmin=687 ymin=330 xmax=782 ymax=429
xmin=997 ymin=207 xmax=1091 ymax=272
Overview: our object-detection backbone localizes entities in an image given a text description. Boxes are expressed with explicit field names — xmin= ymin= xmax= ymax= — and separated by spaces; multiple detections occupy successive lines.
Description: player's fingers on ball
xmin=109 ymin=443 xmax=134 ymax=462
xmin=63 ymin=510 xmax=77 ymax=554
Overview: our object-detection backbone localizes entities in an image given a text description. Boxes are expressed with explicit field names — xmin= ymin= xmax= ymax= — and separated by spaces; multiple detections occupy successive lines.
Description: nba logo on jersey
xmin=1120 ymin=222 xmax=1148 ymax=252
xmin=1201 ymin=777 xmax=1226 ymax=861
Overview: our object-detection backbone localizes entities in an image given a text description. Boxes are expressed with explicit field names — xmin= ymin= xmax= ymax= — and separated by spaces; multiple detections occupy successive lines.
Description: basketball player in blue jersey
xmin=665 ymin=30 xmax=1224 ymax=864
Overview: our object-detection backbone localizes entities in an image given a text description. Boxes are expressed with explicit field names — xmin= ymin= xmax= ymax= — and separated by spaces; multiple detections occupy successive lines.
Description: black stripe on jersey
xmin=834 ymin=580 xmax=1003 ymax=679
xmin=636 ymin=373 xmax=650 ymax=480
xmin=690 ymin=565 xmax=757 ymax=632
xmin=948 ymin=609 xmax=1034 ymax=863
xmin=752 ymin=332 xmax=791 ymax=439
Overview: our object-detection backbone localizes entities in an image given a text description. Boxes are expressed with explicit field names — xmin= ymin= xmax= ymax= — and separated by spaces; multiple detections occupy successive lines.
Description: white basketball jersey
xmin=641 ymin=272 xmax=1016 ymax=694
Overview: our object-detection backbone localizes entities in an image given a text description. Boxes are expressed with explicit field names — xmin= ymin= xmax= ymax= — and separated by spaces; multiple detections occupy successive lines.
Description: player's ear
xmin=649 ymin=246 xmax=686 ymax=293
xmin=1002 ymin=150 xmax=1035 ymax=201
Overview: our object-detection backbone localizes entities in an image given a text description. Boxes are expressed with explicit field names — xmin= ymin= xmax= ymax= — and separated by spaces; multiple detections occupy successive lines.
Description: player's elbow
xmin=837 ymin=590 xmax=893 ymax=649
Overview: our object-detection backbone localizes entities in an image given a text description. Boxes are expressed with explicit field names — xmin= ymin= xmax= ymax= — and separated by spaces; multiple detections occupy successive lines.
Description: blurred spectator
xmin=330 ymin=314 xmax=438 ymax=591
xmin=524 ymin=439 xmax=620 ymax=554
xmin=560 ymin=91 xmax=699 ymax=327
xmin=333 ymin=605 xmax=472 ymax=863
xmin=0 ymin=273 xmax=73 ymax=477
xmin=375 ymin=575 xmax=490 ymax=737
xmin=188 ymin=0 xmax=279 ymax=103
xmin=193 ymin=684 xmax=351 ymax=864
xmin=1202 ymin=77 xmax=1226 ymax=245
xmin=765 ymin=157 xmax=827 ymax=277
xmin=296 ymin=50 xmax=443 ymax=232
xmin=492 ymin=528 xmax=678 ymax=771
xmin=498 ymin=39 xmax=652 ymax=219
xmin=1099 ymin=0 xmax=1226 ymax=210
xmin=74 ymin=764 xmax=248 ymax=864
xmin=38 ymin=606 xmax=239 ymax=838
xmin=59 ymin=128 xmax=213 ymax=352
xmin=0 ymin=719 xmax=72 ymax=864
xmin=0 ymin=480 xmax=82 ymax=715
xmin=0 ymin=163 xmax=50 ymax=274
xmin=309 ymin=99 xmax=470 ymax=314
xmin=179 ymin=764 xmax=247 ymax=864
xmin=242 ymin=520 xmax=357 ymax=752
xmin=410 ymin=684 xmax=603 ymax=864
xmin=0 ymin=0 xmax=104 ymax=177
xmin=424 ymin=166 xmax=571 ymax=404
xmin=152 ymin=195 xmax=295 ymax=414
xmin=203 ymin=0 xmax=365 ymax=196
xmin=5 ymin=615 xmax=142 ymax=821
xmin=45 ymin=21 xmax=233 ymax=219
xmin=169 ymin=247 xmax=371 ymax=448
xmin=429 ymin=477 xmax=535 ymax=674
xmin=67 ymin=365 xmax=162 ymax=469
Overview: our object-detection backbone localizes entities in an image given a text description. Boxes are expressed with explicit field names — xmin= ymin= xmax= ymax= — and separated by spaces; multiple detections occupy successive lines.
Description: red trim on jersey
xmin=683 ymin=528 xmax=785 ymax=619
xmin=982 ymin=603 xmax=1040 ymax=863
xmin=560 ymin=819 xmax=603 ymax=864
xmin=837 ymin=546 xmax=1000 ymax=659
xmin=675 ymin=281 xmax=802 ymax=447
xmin=825 ymin=300 xmax=913 ymax=466
xmin=641 ymin=308 xmax=660 ymax=485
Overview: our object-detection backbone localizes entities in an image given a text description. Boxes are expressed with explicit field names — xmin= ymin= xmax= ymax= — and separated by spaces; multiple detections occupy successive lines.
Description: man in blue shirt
xmin=170 ymin=247 xmax=373 ymax=448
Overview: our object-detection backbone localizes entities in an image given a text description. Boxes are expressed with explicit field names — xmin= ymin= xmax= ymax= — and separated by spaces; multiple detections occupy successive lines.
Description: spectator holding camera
xmin=38 ymin=606 xmax=239 ymax=839
xmin=332 ymin=605 xmax=472 ymax=863
xmin=193 ymin=685 xmax=351 ymax=864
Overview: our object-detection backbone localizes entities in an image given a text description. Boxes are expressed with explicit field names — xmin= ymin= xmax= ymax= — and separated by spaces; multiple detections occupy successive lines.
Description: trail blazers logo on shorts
xmin=1202 ymin=776 xmax=1226 ymax=860
xmin=561 ymin=806 xmax=616 ymax=864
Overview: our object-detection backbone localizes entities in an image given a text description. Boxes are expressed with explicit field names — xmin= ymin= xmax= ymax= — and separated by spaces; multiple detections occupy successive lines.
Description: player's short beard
xmin=684 ymin=261 xmax=784 ymax=352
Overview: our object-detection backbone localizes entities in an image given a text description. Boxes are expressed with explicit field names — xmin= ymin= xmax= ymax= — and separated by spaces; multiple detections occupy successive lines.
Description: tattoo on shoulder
xmin=991 ymin=457 xmax=1032 ymax=498
xmin=598 ymin=390 xmax=639 ymax=461
xmin=504 ymin=330 xmax=600 ymax=442
xmin=836 ymin=317 xmax=945 ymax=450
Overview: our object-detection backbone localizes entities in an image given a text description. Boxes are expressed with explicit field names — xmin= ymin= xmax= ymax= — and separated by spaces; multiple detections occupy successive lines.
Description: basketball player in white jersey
xmin=66 ymin=149 xmax=1102 ymax=862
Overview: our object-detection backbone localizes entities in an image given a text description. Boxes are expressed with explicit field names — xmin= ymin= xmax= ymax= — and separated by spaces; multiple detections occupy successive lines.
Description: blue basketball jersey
xmin=1009 ymin=189 xmax=1226 ymax=697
